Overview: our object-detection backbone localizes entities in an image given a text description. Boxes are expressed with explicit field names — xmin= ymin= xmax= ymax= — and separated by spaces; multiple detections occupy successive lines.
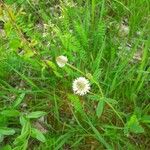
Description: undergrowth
xmin=0 ymin=0 xmax=150 ymax=149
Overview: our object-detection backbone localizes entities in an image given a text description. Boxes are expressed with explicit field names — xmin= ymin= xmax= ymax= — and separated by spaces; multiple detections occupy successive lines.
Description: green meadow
xmin=0 ymin=0 xmax=150 ymax=149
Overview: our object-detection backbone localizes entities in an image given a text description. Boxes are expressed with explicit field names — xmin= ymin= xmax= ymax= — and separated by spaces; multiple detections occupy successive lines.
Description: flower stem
xmin=66 ymin=63 xmax=104 ymax=97
xmin=67 ymin=63 xmax=125 ymax=125
xmin=66 ymin=63 xmax=85 ymax=76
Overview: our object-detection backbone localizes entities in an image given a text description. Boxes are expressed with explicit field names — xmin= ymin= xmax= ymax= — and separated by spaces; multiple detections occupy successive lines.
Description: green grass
xmin=0 ymin=0 xmax=150 ymax=149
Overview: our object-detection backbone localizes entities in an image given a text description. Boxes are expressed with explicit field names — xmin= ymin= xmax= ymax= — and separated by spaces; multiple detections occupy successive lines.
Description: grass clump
xmin=0 ymin=0 xmax=150 ymax=149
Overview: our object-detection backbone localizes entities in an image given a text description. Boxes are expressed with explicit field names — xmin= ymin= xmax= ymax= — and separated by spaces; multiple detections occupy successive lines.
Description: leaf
xmin=7 ymin=64 xmax=39 ymax=89
xmin=103 ymin=98 xmax=118 ymax=104
xmin=0 ymin=109 xmax=20 ymax=117
xmin=126 ymin=115 xmax=144 ymax=134
xmin=26 ymin=111 xmax=47 ymax=119
xmin=4 ymin=22 xmax=12 ymax=36
xmin=88 ymin=94 xmax=100 ymax=101
xmin=0 ymin=127 xmax=15 ymax=135
xmin=13 ymin=140 xmax=28 ymax=150
xmin=96 ymin=99 xmax=105 ymax=118
xmin=0 ymin=134 xmax=4 ymax=142
xmin=54 ymin=133 xmax=71 ymax=150
xmin=53 ymin=71 xmax=63 ymax=78
xmin=67 ymin=94 xmax=83 ymax=113
xmin=4 ymin=0 xmax=17 ymax=4
xmin=22 ymin=140 xmax=28 ymax=150
xmin=0 ymin=116 xmax=7 ymax=126
xmin=141 ymin=115 xmax=150 ymax=123
xmin=5 ymin=0 xmax=25 ymax=4
xmin=1 ymin=145 xmax=12 ymax=150
xmin=87 ymin=118 xmax=112 ymax=150
xmin=12 ymin=146 xmax=22 ymax=150
xmin=46 ymin=60 xmax=57 ymax=71
xmin=14 ymin=120 xmax=31 ymax=145
xmin=31 ymin=128 xmax=46 ymax=143
xmin=20 ymin=116 xmax=27 ymax=126
xmin=21 ymin=120 xmax=31 ymax=135
xmin=9 ymin=38 xmax=21 ymax=50
xmin=24 ymin=50 xmax=35 ymax=58
xmin=88 ymin=95 xmax=118 ymax=104
xmin=13 ymin=93 xmax=25 ymax=108
xmin=45 ymin=61 xmax=62 ymax=78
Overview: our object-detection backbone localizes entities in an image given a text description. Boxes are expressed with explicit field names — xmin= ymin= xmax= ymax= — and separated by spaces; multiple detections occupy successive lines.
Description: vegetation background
xmin=0 ymin=0 xmax=150 ymax=149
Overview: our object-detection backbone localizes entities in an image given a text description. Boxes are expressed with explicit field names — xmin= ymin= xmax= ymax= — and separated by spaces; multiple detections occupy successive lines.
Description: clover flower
xmin=56 ymin=55 xmax=68 ymax=67
xmin=119 ymin=24 xmax=129 ymax=36
xmin=72 ymin=77 xmax=90 ymax=96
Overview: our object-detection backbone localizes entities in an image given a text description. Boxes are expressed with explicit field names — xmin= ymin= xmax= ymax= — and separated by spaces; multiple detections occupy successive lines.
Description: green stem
xmin=67 ymin=63 xmax=104 ymax=97
xmin=67 ymin=63 xmax=125 ymax=125
xmin=92 ymin=0 xmax=95 ymax=26
xmin=66 ymin=63 xmax=85 ymax=76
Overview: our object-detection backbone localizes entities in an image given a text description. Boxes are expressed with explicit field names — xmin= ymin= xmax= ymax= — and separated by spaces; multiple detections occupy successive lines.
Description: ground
xmin=0 ymin=0 xmax=150 ymax=150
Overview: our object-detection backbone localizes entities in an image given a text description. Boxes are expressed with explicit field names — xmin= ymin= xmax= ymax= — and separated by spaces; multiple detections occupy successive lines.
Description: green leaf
xmin=24 ymin=50 xmax=35 ymax=58
xmin=0 ymin=134 xmax=4 ymax=142
xmin=12 ymin=146 xmax=22 ymax=150
xmin=46 ymin=60 xmax=57 ymax=71
xmin=54 ymin=133 xmax=71 ymax=150
xmin=0 ymin=110 xmax=20 ymax=117
xmin=21 ymin=120 xmax=31 ymax=135
xmin=13 ymin=93 xmax=25 ymax=108
xmin=67 ymin=94 xmax=83 ymax=113
xmin=103 ymin=98 xmax=118 ymax=104
xmin=45 ymin=61 xmax=62 ymax=78
xmin=9 ymin=38 xmax=21 ymax=50
xmin=96 ymin=99 xmax=105 ymax=118
xmin=126 ymin=115 xmax=144 ymax=134
xmin=4 ymin=0 xmax=15 ymax=4
xmin=19 ymin=116 xmax=27 ymax=126
xmin=87 ymin=118 xmax=112 ymax=150
xmin=0 ymin=116 xmax=7 ymax=126
xmin=14 ymin=119 xmax=30 ymax=146
xmin=1 ymin=145 xmax=12 ymax=150
xmin=5 ymin=0 xmax=25 ymax=4
xmin=88 ymin=94 xmax=100 ymax=101
xmin=0 ymin=127 xmax=15 ymax=135
xmin=141 ymin=115 xmax=150 ymax=123
xmin=13 ymin=140 xmax=28 ymax=150
xmin=31 ymin=128 xmax=46 ymax=143
xmin=4 ymin=22 xmax=12 ymax=36
xmin=88 ymin=95 xmax=118 ymax=104
xmin=53 ymin=71 xmax=63 ymax=78
xmin=26 ymin=111 xmax=47 ymax=119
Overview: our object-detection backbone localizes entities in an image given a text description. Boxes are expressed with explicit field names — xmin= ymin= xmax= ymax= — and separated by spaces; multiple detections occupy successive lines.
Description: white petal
xmin=72 ymin=77 xmax=91 ymax=96
xmin=56 ymin=55 xmax=68 ymax=67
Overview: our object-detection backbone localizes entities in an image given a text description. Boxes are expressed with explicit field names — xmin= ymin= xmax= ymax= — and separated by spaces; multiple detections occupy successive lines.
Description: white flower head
xmin=73 ymin=77 xmax=91 ymax=96
xmin=119 ymin=24 xmax=129 ymax=36
xmin=42 ymin=32 xmax=48 ymax=37
xmin=56 ymin=55 xmax=68 ymax=67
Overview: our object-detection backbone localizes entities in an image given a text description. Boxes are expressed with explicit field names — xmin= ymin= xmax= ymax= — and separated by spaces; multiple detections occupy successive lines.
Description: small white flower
xmin=72 ymin=77 xmax=91 ymax=96
xmin=56 ymin=55 xmax=68 ymax=67
xmin=136 ymin=31 xmax=141 ymax=36
xmin=42 ymin=32 xmax=48 ymax=37
xmin=119 ymin=24 xmax=129 ymax=36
